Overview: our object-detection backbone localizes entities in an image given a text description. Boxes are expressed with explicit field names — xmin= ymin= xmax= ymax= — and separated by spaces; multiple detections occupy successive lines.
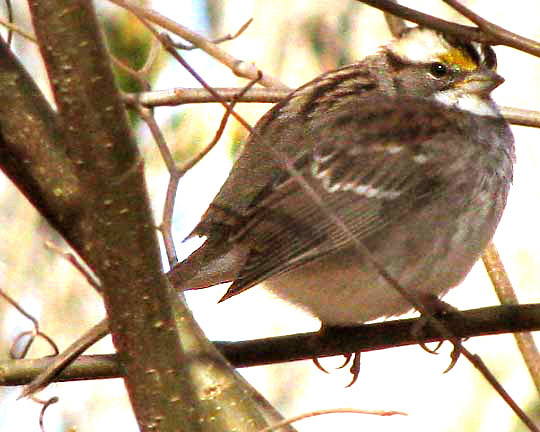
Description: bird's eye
xmin=430 ymin=62 xmax=448 ymax=78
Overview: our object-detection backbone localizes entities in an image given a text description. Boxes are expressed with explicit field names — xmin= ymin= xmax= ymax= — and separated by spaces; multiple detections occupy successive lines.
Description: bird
xmin=170 ymin=26 xmax=515 ymax=332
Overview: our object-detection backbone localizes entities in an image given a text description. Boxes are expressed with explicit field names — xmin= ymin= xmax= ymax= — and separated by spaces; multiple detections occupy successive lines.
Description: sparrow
xmin=170 ymin=26 xmax=515 ymax=328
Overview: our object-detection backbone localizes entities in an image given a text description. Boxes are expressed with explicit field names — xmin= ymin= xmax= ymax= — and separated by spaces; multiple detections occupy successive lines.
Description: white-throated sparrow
xmin=170 ymin=27 xmax=515 ymax=326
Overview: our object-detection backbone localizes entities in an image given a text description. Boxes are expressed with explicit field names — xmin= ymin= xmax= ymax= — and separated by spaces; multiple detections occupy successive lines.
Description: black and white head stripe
xmin=389 ymin=27 xmax=497 ymax=71
xmin=442 ymin=32 xmax=497 ymax=70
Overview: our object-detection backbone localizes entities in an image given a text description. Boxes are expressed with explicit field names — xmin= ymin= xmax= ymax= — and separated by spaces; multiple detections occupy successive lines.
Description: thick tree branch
xmin=0 ymin=38 xmax=81 ymax=243
xmin=25 ymin=1 xmax=268 ymax=431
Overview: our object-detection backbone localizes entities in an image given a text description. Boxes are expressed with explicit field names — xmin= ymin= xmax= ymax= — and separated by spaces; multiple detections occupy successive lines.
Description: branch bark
xmin=2 ymin=304 xmax=539 ymax=386
xmin=26 ymin=1 xmax=202 ymax=429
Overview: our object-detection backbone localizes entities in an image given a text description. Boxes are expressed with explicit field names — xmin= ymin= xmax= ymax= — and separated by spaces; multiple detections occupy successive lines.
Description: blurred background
xmin=2 ymin=1 xmax=540 ymax=431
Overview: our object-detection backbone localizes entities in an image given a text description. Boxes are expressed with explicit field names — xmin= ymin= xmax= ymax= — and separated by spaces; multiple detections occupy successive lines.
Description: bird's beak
xmin=458 ymin=69 xmax=505 ymax=96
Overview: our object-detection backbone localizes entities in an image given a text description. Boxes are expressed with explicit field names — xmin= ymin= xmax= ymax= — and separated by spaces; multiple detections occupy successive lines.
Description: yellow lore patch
xmin=439 ymin=47 xmax=477 ymax=71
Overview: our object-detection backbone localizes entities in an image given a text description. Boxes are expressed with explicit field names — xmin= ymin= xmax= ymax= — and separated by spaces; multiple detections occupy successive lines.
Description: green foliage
xmin=228 ymin=127 xmax=248 ymax=160
xmin=103 ymin=13 xmax=160 ymax=93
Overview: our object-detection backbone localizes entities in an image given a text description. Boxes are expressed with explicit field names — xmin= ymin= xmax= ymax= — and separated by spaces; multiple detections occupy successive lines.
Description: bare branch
xmin=123 ymin=86 xmax=540 ymax=129
xmin=19 ymin=320 xmax=109 ymax=399
xmin=442 ymin=0 xmax=540 ymax=56
xmin=0 ymin=17 xmax=36 ymax=42
xmin=3 ymin=304 xmax=540 ymax=386
xmin=172 ymin=18 xmax=253 ymax=50
xmin=108 ymin=0 xmax=289 ymax=89
xmin=122 ymin=87 xmax=290 ymax=106
xmin=38 ymin=396 xmax=59 ymax=432
xmin=137 ymin=105 xmax=179 ymax=264
xmin=501 ymin=106 xmax=540 ymax=128
xmin=383 ymin=0 xmax=407 ymax=37
xmin=44 ymin=241 xmax=101 ymax=292
xmin=357 ymin=0 xmax=540 ymax=57
xmin=259 ymin=408 xmax=407 ymax=432
xmin=0 ymin=287 xmax=59 ymax=361
xmin=177 ymin=72 xmax=263 ymax=179
xmin=483 ymin=242 xmax=540 ymax=398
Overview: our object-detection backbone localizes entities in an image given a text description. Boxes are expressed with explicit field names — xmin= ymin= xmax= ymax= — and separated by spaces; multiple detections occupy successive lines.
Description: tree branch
xmin=0 ymin=38 xmax=81 ymax=245
xmin=123 ymin=88 xmax=540 ymax=129
xmin=3 ymin=304 xmax=539 ymax=385
xmin=108 ymin=0 xmax=289 ymax=89
xmin=357 ymin=0 xmax=540 ymax=57
xmin=26 ymin=1 xmax=238 ymax=430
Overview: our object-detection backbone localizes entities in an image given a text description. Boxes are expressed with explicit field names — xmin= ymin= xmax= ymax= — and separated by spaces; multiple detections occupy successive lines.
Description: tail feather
xmin=167 ymin=240 xmax=249 ymax=292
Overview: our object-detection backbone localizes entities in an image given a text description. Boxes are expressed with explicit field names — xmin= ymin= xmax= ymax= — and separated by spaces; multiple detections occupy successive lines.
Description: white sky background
xmin=1 ymin=1 xmax=540 ymax=432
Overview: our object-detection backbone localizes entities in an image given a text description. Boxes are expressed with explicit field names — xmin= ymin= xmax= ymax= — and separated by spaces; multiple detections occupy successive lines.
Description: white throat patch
xmin=433 ymin=91 xmax=499 ymax=117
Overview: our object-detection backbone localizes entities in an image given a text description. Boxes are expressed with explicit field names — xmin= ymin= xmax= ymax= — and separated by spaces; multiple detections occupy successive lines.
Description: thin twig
xmin=0 ymin=19 xmax=36 ymax=42
xmin=482 ymin=242 xmax=540 ymax=398
xmin=161 ymin=172 xmax=180 ymax=266
xmin=44 ymin=241 xmax=101 ymax=292
xmin=258 ymin=408 xmax=407 ymax=432
xmin=122 ymin=87 xmax=290 ymax=107
xmin=0 ymin=288 xmax=40 ymax=330
xmin=110 ymin=55 xmax=152 ymax=91
xmin=0 ymin=287 xmax=59 ymax=363
xmin=156 ymin=36 xmax=255 ymax=132
xmin=383 ymin=0 xmax=407 ymax=37
xmin=10 ymin=331 xmax=59 ymax=361
xmin=107 ymin=0 xmax=289 ymax=89
xmin=442 ymin=0 xmax=540 ymax=56
xmin=172 ymin=18 xmax=253 ymax=50
xmin=110 ymin=28 xmax=160 ymax=90
xmin=500 ymin=106 xmax=540 ymax=128
xmin=5 ymin=0 xmax=13 ymax=45
xmin=123 ymin=88 xmax=540 ymax=129
xmin=177 ymin=72 xmax=263 ymax=178
xmin=38 ymin=396 xmax=59 ymax=432
xmin=118 ymin=9 xmax=253 ymax=134
xmin=461 ymin=350 xmax=538 ymax=432
xmin=137 ymin=106 xmax=178 ymax=264
xmin=20 ymin=319 xmax=109 ymax=399
xmin=138 ymin=107 xmax=176 ymax=174
xmin=139 ymin=36 xmax=161 ymax=75
xmin=357 ymin=0 xmax=540 ymax=57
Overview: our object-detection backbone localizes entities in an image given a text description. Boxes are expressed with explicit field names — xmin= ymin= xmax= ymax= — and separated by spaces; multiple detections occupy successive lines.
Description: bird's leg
xmin=312 ymin=324 xmax=362 ymax=387
xmin=412 ymin=294 xmax=463 ymax=370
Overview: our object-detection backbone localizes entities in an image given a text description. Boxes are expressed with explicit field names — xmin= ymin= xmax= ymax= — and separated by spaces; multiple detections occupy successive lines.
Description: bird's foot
xmin=311 ymin=325 xmax=362 ymax=387
xmin=412 ymin=294 xmax=464 ymax=372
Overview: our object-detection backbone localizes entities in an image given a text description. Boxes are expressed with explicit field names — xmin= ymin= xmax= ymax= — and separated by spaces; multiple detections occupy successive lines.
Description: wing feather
xmin=212 ymin=98 xmax=469 ymax=299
